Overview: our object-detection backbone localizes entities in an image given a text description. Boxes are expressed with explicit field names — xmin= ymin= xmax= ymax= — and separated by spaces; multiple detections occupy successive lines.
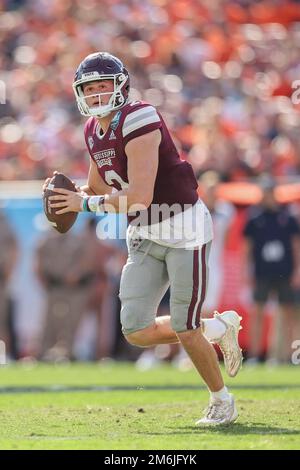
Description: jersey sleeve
xmin=122 ymin=104 xmax=162 ymax=145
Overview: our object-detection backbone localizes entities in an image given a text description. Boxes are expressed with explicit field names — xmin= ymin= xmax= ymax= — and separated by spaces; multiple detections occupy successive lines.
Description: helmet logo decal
xmin=82 ymin=71 xmax=100 ymax=79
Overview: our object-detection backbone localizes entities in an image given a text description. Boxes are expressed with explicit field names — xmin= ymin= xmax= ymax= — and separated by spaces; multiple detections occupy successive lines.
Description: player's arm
xmin=103 ymin=129 xmax=161 ymax=212
xmin=80 ymin=158 xmax=113 ymax=196
xmin=50 ymin=129 xmax=161 ymax=214
xmin=49 ymin=129 xmax=161 ymax=214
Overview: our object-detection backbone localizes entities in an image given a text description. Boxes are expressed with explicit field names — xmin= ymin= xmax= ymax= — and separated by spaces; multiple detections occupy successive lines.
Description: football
xmin=43 ymin=173 xmax=78 ymax=233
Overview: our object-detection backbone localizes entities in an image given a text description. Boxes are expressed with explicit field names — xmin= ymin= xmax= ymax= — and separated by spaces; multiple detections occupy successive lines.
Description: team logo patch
xmin=88 ymin=136 xmax=94 ymax=150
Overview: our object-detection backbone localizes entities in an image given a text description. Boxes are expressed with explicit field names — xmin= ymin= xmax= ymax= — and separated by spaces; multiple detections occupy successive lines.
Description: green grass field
xmin=0 ymin=362 xmax=299 ymax=450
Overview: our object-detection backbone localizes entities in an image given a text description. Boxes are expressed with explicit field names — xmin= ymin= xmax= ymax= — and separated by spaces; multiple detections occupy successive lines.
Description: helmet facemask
xmin=73 ymin=72 xmax=129 ymax=118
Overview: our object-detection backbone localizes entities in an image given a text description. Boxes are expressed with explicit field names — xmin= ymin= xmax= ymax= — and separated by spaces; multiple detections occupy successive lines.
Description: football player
xmin=47 ymin=52 xmax=243 ymax=425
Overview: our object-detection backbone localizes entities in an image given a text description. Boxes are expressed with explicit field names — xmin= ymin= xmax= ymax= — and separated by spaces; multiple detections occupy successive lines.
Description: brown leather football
xmin=43 ymin=173 xmax=78 ymax=233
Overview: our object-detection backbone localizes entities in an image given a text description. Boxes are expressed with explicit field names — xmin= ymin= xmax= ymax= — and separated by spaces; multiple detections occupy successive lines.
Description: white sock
xmin=202 ymin=317 xmax=226 ymax=342
xmin=210 ymin=386 xmax=231 ymax=402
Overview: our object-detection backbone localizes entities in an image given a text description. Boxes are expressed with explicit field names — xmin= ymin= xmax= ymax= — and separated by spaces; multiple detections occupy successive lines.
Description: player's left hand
xmin=49 ymin=188 xmax=84 ymax=214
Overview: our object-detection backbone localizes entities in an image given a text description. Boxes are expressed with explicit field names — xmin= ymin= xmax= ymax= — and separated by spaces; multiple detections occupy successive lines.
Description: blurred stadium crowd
xmin=1 ymin=0 xmax=300 ymax=181
xmin=1 ymin=0 xmax=300 ymax=366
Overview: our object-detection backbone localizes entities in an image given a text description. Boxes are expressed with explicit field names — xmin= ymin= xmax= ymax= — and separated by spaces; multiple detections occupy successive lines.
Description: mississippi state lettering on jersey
xmin=84 ymin=101 xmax=198 ymax=224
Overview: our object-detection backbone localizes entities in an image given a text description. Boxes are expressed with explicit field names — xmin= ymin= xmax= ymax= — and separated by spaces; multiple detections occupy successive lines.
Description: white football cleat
xmin=214 ymin=310 xmax=243 ymax=378
xmin=196 ymin=395 xmax=238 ymax=426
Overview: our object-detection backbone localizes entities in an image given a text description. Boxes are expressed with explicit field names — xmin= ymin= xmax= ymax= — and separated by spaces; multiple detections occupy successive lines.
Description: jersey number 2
xmin=104 ymin=170 xmax=129 ymax=191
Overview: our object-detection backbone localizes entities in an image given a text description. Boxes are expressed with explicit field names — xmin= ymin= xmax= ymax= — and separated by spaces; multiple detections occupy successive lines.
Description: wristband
xmin=81 ymin=196 xmax=91 ymax=212
xmin=87 ymin=195 xmax=106 ymax=213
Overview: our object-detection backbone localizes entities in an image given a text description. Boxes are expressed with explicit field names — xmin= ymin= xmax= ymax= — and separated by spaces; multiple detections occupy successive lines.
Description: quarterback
xmin=47 ymin=52 xmax=243 ymax=425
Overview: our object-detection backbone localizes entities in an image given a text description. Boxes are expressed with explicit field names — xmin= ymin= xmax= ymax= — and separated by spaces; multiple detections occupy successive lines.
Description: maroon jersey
xmin=84 ymin=101 xmax=198 ymax=224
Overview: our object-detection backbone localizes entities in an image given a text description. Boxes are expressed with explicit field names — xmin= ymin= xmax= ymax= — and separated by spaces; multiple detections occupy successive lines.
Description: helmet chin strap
xmin=96 ymin=111 xmax=111 ymax=118
xmin=88 ymin=105 xmax=112 ymax=118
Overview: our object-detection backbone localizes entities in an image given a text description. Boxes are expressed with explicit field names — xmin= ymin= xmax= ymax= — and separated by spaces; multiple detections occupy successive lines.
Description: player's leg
xmin=166 ymin=243 xmax=238 ymax=425
xmin=166 ymin=243 xmax=221 ymax=390
xmin=122 ymin=239 xmax=238 ymax=424
xmin=120 ymin=240 xmax=178 ymax=346
xmin=126 ymin=302 xmax=241 ymax=350
xmin=202 ymin=310 xmax=243 ymax=377
xmin=160 ymin=242 xmax=240 ymax=352
xmin=123 ymin=239 xmax=242 ymax=375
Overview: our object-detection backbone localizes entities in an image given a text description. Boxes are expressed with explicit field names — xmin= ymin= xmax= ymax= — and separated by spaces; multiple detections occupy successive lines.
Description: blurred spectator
xmin=0 ymin=210 xmax=18 ymax=358
xmin=199 ymin=171 xmax=236 ymax=315
xmin=35 ymin=227 xmax=97 ymax=361
xmin=0 ymin=1 xmax=300 ymax=182
xmin=288 ymin=202 xmax=300 ymax=346
xmin=243 ymin=176 xmax=300 ymax=363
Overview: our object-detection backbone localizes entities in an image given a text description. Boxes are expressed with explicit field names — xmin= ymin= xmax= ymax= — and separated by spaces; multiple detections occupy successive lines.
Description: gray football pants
xmin=119 ymin=239 xmax=211 ymax=335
